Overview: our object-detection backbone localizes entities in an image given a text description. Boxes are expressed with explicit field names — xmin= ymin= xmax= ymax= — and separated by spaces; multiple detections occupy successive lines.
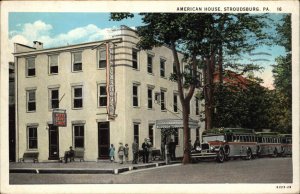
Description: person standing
xmin=124 ymin=144 xmax=129 ymax=163
xmin=168 ymin=139 xmax=176 ymax=160
xmin=109 ymin=144 xmax=115 ymax=162
xmin=118 ymin=142 xmax=124 ymax=164
xmin=132 ymin=139 xmax=139 ymax=164
xmin=161 ymin=140 xmax=165 ymax=160
xmin=148 ymin=138 xmax=153 ymax=162
xmin=142 ymin=138 xmax=149 ymax=163
xmin=194 ymin=138 xmax=201 ymax=151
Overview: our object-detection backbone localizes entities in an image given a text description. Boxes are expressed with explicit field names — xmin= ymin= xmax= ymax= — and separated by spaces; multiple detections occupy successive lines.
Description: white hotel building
xmin=13 ymin=26 xmax=203 ymax=162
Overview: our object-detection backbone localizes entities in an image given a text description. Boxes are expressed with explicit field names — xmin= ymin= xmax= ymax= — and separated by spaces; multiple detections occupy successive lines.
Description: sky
xmin=8 ymin=12 xmax=287 ymax=89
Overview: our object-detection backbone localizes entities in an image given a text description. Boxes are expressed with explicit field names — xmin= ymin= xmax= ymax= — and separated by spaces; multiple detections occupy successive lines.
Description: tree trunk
xmin=205 ymin=54 xmax=214 ymax=130
xmin=182 ymin=102 xmax=191 ymax=164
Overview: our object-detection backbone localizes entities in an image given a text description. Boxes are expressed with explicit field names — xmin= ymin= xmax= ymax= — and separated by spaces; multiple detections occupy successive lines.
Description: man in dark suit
xmin=142 ymin=138 xmax=149 ymax=163
xmin=168 ymin=139 xmax=176 ymax=160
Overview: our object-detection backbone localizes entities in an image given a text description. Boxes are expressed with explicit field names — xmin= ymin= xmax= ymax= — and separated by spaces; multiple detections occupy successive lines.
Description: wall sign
xmin=53 ymin=109 xmax=67 ymax=126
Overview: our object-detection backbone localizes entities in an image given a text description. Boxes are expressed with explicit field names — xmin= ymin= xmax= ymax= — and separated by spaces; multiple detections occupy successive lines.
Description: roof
xmin=155 ymin=119 xmax=199 ymax=129
xmin=202 ymin=128 xmax=255 ymax=135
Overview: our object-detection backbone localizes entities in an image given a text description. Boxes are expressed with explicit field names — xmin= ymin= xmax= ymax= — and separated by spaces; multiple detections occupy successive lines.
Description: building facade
xmin=14 ymin=26 xmax=203 ymax=162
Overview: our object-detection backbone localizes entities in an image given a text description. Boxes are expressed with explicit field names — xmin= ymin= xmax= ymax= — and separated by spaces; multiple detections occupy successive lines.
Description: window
xmin=98 ymin=48 xmax=107 ymax=68
xmin=26 ymin=57 xmax=36 ymax=77
xmin=149 ymin=124 xmax=154 ymax=144
xmin=161 ymin=90 xmax=166 ymax=111
xmin=27 ymin=90 xmax=36 ymax=112
xmin=73 ymin=125 xmax=84 ymax=148
xmin=147 ymin=87 xmax=153 ymax=109
xmin=98 ymin=84 xmax=107 ymax=107
xmin=160 ymin=59 xmax=166 ymax=77
xmin=173 ymin=62 xmax=177 ymax=74
xmin=27 ymin=126 xmax=37 ymax=149
xmin=72 ymin=86 xmax=83 ymax=108
xmin=49 ymin=55 xmax=58 ymax=74
xmin=133 ymin=84 xmax=139 ymax=107
xmin=195 ymin=98 xmax=199 ymax=115
xmin=134 ymin=123 xmax=139 ymax=144
xmin=72 ymin=52 xmax=82 ymax=71
xmin=173 ymin=93 xmax=178 ymax=112
xmin=132 ymin=49 xmax=138 ymax=69
xmin=147 ymin=54 xmax=153 ymax=74
xmin=49 ymin=88 xmax=59 ymax=109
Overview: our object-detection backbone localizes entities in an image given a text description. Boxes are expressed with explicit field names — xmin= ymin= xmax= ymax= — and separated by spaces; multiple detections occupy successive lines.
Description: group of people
xmin=65 ymin=137 xmax=201 ymax=164
xmin=108 ymin=138 xmax=154 ymax=164
xmin=108 ymin=143 xmax=130 ymax=164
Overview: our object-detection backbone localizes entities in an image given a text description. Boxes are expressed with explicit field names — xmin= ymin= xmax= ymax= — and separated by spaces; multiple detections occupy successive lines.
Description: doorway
xmin=48 ymin=124 xmax=59 ymax=160
xmin=98 ymin=122 xmax=110 ymax=159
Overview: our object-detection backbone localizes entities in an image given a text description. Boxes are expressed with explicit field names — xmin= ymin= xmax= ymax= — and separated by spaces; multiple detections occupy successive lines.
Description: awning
xmin=155 ymin=119 xmax=199 ymax=129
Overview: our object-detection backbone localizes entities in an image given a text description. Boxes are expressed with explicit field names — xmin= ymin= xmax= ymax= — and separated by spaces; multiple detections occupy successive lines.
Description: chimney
xmin=33 ymin=41 xmax=43 ymax=50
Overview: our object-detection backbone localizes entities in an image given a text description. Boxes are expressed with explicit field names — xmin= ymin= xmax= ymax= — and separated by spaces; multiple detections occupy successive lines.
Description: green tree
xmin=271 ymin=14 xmax=292 ymax=133
xmin=110 ymin=13 xmax=270 ymax=164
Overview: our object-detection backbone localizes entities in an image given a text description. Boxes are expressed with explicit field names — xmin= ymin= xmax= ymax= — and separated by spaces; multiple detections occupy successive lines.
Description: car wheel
xmin=216 ymin=149 xmax=225 ymax=163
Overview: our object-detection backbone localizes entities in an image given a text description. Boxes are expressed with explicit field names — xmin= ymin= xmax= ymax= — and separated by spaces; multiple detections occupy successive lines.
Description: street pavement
xmin=9 ymin=157 xmax=293 ymax=184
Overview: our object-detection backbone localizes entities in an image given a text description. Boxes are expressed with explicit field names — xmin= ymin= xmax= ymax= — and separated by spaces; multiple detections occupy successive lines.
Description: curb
xmin=9 ymin=162 xmax=172 ymax=174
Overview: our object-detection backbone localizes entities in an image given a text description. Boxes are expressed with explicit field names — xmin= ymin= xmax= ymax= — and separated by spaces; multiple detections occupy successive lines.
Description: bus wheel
xmin=273 ymin=148 xmax=278 ymax=158
xmin=216 ymin=149 xmax=225 ymax=163
xmin=224 ymin=145 xmax=230 ymax=161
xmin=245 ymin=149 xmax=252 ymax=160
xmin=256 ymin=146 xmax=261 ymax=158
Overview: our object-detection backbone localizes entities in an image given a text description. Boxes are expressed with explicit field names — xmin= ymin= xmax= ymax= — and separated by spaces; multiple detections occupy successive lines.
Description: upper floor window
xmin=72 ymin=52 xmax=82 ymax=72
xmin=147 ymin=54 xmax=153 ymax=74
xmin=49 ymin=55 xmax=58 ymax=74
xmin=49 ymin=88 xmax=59 ymax=109
xmin=72 ymin=86 xmax=83 ymax=109
xmin=73 ymin=124 xmax=84 ymax=148
xmin=98 ymin=84 xmax=107 ymax=107
xmin=147 ymin=87 xmax=153 ymax=109
xmin=26 ymin=57 xmax=36 ymax=77
xmin=173 ymin=62 xmax=177 ymax=74
xmin=160 ymin=59 xmax=166 ymax=77
xmin=98 ymin=48 xmax=107 ymax=69
xmin=161 ymin=89 xmax=166 ymax=111
xmin=132 ymin=49 xmax=138 ymax=69
xmin=26 ymin=89 xmax=36 ymax=112
xmin=27 ymin=126 xmax=38 ymax=149
xmin=133 ymin=84 xmax=139 ymax=107
xmin=173 ymin=93 xmax=178 ymax=112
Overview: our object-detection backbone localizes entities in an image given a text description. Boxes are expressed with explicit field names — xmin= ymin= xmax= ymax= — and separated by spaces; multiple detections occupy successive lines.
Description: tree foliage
xmin=270 ymin=14 xmax=292 ymax=133
xmin=110 ymin=13 xmax=272 ymax=163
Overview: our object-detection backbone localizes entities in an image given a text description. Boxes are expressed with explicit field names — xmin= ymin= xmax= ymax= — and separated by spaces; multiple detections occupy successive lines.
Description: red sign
xmin=53 ymin=109 xmax=67 ymax=127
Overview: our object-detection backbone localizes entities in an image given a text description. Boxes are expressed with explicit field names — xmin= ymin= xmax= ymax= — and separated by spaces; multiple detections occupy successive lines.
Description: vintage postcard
xmin=0 ymin=1 xmax=299 ymax=194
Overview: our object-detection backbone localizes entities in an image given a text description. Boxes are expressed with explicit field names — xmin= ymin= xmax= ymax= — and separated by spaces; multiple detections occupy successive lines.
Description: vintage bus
xmin=255 ymin=132 xmax=283 ymax=157
xmin=190 ymin=128 xmax=258 ymax=163
xmin=280 ymin=134 xmax=292 ymax=156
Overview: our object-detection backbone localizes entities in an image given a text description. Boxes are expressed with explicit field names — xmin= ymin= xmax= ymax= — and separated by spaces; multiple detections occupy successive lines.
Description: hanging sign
xmin=106 ymin=42 xmax=116 ymax=120
xmin=53 ymin=109 xmax=67 ymax=126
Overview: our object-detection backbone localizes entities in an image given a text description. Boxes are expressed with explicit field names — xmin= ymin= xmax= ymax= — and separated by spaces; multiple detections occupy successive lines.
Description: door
xmin=48 ymin=124 xmax=59 ymax=160
xmin=98 ymin=122 xmax=110 ymax=159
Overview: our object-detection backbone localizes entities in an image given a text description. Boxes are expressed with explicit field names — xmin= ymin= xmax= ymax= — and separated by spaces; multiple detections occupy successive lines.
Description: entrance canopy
xmin=155 ymin=119 xmax=199 ymax=129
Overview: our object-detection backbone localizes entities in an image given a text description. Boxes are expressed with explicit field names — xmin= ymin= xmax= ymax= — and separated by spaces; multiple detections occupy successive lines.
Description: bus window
xmin=226 ymin=134 xmax=233 ymax=142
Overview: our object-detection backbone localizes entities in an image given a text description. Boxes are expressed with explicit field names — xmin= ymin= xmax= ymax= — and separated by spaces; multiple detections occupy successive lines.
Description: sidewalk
xmin=10 ymin=160 xmax=180 ymax=174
